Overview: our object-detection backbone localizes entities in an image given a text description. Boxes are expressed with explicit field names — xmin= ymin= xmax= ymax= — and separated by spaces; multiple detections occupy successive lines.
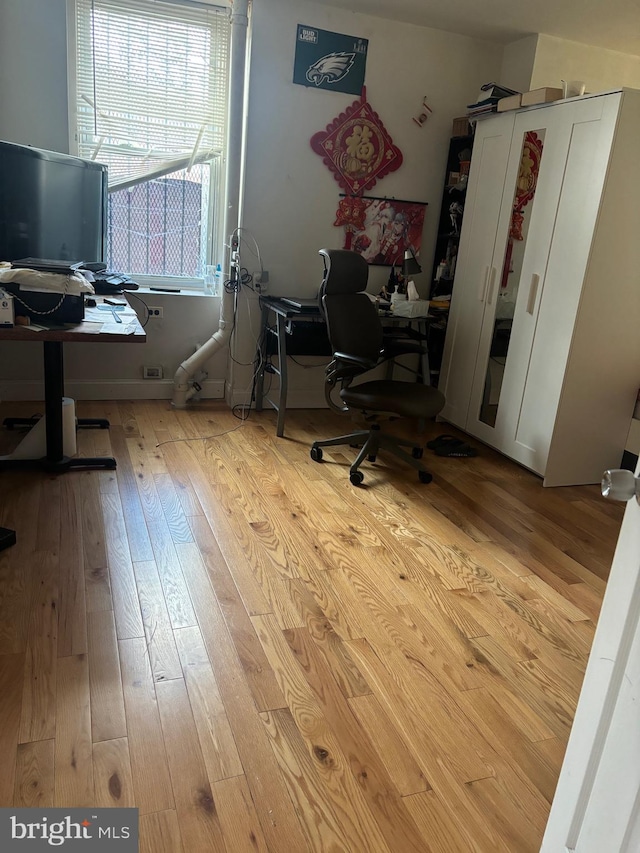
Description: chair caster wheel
xmin=367 ymin=454 xmax=377 ymax=462
xmin=412 ymin=447 xmax=424 ymax=459
xmin=350 ymin=471 xmax=365 ymax=486
xmin=310 ymin=446 xmax=323 ymax=462
xmin=418 ymin=470 xmax=432 ymax=484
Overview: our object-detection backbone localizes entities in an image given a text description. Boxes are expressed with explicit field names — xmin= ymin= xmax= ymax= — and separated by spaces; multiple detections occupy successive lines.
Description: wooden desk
xmin=0 ymin=300 xmax=145 ymax=472
xmin=255 ymin=296 xmax=434 ymax=438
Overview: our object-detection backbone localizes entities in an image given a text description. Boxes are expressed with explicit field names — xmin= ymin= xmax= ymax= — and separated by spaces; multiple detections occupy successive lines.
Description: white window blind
xmin=72 ymin=0 xmax=230 ymax=190
xmin=69 ymin=0 xmax=231 ymax=284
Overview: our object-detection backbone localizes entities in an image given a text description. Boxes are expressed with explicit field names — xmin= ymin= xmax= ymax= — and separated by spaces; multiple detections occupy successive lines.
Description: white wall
xmin=0 ymin=0 xmax=70 ymax=154
xmin=500 ymin=35 xmax=538 ymax=93
xmin=531 ymin=34 xmax=640 ymax=92
xmin=231 ymin=0 xmax=503 ymax=404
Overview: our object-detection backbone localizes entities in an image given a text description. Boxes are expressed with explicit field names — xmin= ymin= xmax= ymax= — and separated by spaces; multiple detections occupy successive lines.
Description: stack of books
xmin=467 ymin=83 xmax=519 ymax=119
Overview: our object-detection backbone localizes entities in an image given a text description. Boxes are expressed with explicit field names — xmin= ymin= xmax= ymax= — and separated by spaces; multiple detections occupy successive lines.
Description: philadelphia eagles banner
xmin=293 ymin=25 xmax=368 ymax=95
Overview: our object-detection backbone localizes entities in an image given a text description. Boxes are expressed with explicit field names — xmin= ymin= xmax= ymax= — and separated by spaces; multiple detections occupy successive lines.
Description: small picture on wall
xmin=293 ymin=24 xmax=368 ymax=95
xmin=335 ymin=196 xmax=427 ymax=265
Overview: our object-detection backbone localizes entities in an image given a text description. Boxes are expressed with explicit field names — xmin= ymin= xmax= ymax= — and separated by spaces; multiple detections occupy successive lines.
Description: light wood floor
xmin=0 ymin=400 xmax=623 ymax=852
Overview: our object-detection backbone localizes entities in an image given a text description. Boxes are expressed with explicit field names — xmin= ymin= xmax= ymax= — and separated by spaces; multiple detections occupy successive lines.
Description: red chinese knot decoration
xmin=334 ymin=196 xmax=367 ymax=249
xmin=310 ymin=88 xmax=403 ymax=195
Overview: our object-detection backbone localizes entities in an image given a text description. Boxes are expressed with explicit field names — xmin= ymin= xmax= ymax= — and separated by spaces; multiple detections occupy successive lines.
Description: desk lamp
xmin=402 ymin=248 xmax=421 ymax=278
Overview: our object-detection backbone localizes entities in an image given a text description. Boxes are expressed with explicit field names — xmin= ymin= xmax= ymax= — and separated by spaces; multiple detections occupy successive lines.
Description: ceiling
xmin=313 ymin=0 xmax=640 ymax=57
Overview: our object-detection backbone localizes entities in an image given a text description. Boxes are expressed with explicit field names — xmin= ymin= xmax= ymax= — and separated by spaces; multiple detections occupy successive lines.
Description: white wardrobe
xmin=438 ymin=88 xmax=640 ymax=486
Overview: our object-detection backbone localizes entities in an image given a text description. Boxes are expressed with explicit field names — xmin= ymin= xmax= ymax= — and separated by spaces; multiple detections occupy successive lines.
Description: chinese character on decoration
xmin=310 ymin=88 xmax=403 ymax=195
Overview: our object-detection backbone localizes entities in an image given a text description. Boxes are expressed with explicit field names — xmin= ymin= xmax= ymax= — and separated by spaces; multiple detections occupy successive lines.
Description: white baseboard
xmin=0 ymin=379 xmax=226 ymax=402
xmin=227 ymin=387 xmax=329 ymax=409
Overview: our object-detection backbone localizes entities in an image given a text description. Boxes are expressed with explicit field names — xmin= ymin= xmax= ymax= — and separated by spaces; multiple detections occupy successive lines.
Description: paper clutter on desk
xmin=391 ymin=299 xmax=431 ymax=318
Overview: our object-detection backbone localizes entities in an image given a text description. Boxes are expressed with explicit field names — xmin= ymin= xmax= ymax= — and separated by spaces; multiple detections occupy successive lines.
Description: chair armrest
xmin=333 ymin=352 xmax=379 ymax=371
xmin=381 ymin=338 xmax=426 ymax=358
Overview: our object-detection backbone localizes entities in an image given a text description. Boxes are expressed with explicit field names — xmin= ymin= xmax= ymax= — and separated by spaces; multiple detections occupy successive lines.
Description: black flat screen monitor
xmin=0 ymin=140 xmax=107 ymax=265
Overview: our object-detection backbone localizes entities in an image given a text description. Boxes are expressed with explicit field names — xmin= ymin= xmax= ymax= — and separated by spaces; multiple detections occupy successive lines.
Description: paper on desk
xmin=83 ymin=306 xmax=140 ymax=333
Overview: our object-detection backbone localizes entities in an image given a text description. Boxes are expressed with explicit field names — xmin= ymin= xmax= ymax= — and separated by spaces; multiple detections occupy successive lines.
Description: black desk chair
xmin=310 ymin=249 xmax=445 ymax=486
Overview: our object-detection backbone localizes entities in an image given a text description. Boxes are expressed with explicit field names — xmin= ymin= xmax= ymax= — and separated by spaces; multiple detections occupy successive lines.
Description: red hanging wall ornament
xmin=333 ymin=195 xmax=367 ymax=249
xmin=310 ymin=87 xmax=403 ymax=195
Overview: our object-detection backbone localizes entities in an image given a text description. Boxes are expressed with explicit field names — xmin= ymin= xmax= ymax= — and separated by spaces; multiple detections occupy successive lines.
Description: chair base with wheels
xmin=311 ymin=421 xmax=433 ymax=485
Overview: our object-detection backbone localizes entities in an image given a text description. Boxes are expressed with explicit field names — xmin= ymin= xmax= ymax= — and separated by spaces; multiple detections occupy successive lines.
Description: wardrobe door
xmin=464 ymin=105 xmax=567 ymax=449
xmin=438 ymin=112 xmax=514 ymax=430
xmin=504 ymin=94 xmax=620 ymax=477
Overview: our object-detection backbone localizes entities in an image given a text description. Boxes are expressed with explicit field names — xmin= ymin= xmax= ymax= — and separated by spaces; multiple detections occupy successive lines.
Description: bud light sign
xmin=294 ymin=25 xmax=368 ymax=95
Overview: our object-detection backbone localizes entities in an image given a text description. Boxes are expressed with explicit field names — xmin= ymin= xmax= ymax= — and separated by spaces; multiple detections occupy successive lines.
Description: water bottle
xmin=214 ymin=263 xmax=223 ymax=295
xmin=204 ymin=263 xmax=223 ymax=295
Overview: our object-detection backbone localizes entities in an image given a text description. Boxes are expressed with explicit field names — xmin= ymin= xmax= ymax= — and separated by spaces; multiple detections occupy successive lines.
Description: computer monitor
xmin=0 ymin=140 xmax=107 ymax=265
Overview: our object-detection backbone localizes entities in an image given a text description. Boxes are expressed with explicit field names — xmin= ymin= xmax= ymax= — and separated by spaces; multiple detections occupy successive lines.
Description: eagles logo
xmin=306 ymin=52 xmax=355 ymax=86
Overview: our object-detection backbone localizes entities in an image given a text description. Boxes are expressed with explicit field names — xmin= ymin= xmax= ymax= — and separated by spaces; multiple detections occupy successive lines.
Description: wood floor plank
xmin=255 ymin=615 xmax=426 ymax=853
xmin=84 ymin=565 xmax=113 ymax=613
xmin=19 ymin=552 xmax=57 ymax=744
xmin=189 ymin=513 xmax=271 ymax=620
xmin=348 ymin=693 xmax=430 ymax=796
xmin=158 ymin=436 xmax=206 ymax=518
xmin=177 ymin=539 xmax=309 ymax=853
xmin=133 ymin=560 xmax=183 ymax=682
xmin=87 ymin=609 xmax=127 ymax=742
xmin=54 ymin=653 xmax=93 ymax=807
xmin=0 ymin=653 xmax=25 ymax=805
xmin=261 ymin=707 xmax=391 ymax=853
xmin=92 ymin=737 xmax=136 ymax=808
xmin=176 ymin=541 xmax=285 ymax=712
xmin=35 ymin=476 xmax=61 ymax=554
xmin=155 ymin=677 xmax=227 ymax=852
xmin=101 ymin=491 xmax=145 ymax=640
xmin=173 ymin=626 xmax=243 ymax=782
xmin=288 ymin=578 xmax=371 ymax=698
xmin=140 ymin=809 xmax=184 ymax=853
xmin=109 ymin=425 xmax=154 ymax=563
xmin=154 ymin=474 xmax=194 ymax=544
xmin=58 ymin=476 xmax=87 ymax=657
xmin=80 ymin=468 xmax=108 ymax=571
xmin=211 ymin=775 xmax=270 ymax=853
xmin=145 ymin=517 xmax=197 ymax=630
xmin=403 ymin=789 xmax=482 ymax=853
xmin=14 ymin=739 xmax=55 ymax=808
xmin=189 ymin=501 xmax=272 ymax=618
xmin=118 ymin=637 xmax=174 ymax=815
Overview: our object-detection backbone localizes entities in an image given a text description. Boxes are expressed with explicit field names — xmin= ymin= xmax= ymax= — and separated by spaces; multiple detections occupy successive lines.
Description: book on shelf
xmin=520 ymin=87 xmax=564 ymax=106
xmin=497 ymin=93 xmax=523 ymax=112
xmin=467 ymin=82 xmax=520 ymax=117
xmin=467 ymin=103 xmax=499 ymax=118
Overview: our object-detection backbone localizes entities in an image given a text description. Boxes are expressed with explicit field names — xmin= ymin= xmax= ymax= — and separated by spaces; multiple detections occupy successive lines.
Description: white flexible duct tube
xmin=172 ymin=0 xmax=249 ymax=408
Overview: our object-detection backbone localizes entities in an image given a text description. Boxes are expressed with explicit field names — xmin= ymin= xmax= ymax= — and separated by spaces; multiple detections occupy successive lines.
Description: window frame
xmin=66 ymin=0 xmax=230 ymax=292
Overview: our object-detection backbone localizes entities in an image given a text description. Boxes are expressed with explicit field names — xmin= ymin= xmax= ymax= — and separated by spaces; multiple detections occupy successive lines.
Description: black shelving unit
xmin=430 ymin=134 xmax=474 ymax=299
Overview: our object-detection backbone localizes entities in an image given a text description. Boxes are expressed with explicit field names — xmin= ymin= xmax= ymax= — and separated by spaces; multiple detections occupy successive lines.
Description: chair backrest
xmin=318 ymin=249 xmax=383 ymax=364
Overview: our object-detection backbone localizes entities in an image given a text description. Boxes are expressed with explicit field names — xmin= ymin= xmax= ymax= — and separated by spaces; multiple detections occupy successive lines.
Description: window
xmin=69 ymin=0 xmax=230 ymax=289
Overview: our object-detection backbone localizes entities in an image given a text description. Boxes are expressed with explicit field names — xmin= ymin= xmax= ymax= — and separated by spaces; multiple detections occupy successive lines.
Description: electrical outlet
xmin=255 ymin=270 xmax=269 ymax=293
xmin=148 ymin=306 xmax=163 ymax=318
xmin=143 ymin=365 xmax=163 ymax=379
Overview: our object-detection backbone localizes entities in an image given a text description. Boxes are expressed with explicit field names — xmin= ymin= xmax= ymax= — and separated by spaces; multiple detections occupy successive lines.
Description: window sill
xmin=134 ymin=286 xmax=220 ymax=299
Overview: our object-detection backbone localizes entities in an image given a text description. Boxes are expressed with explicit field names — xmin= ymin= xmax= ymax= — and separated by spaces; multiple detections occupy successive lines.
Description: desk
xmin=0 ymin=301 xmax=145 ymax=472
xmin=255 ymin=295 xmax=434 ymax=437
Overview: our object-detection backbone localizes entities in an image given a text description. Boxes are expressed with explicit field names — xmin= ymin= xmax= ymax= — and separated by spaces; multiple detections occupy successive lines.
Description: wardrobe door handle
xmin=526 ymin=274 xmax=540 ymax=314
xmin=478 ymin=266 xmax=489 ymax=302
xmin=486 ymin=267 xmax=497 ymax=305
